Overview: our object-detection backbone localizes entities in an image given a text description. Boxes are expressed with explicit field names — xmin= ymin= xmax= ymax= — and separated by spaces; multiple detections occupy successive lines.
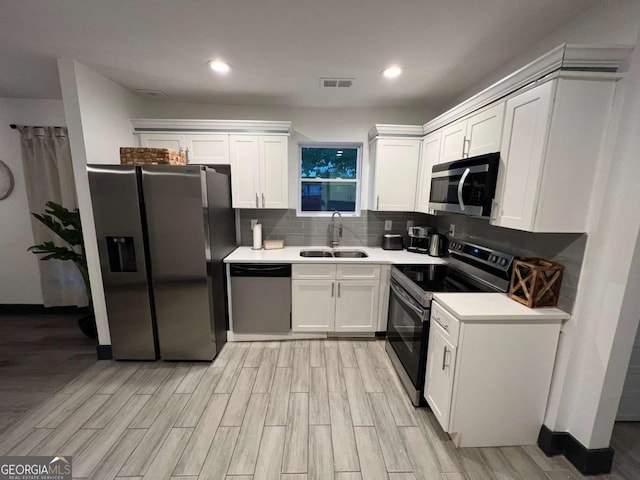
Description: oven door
xmin=429 ymin=153 xmax=499 ymax=217
xmin=386 ymin=278 xmax=429 ymax=402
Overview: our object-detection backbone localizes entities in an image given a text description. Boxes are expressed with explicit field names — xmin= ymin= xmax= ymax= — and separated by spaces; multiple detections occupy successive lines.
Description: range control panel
xmin=448 ymin=239 xmax=515 ymax=273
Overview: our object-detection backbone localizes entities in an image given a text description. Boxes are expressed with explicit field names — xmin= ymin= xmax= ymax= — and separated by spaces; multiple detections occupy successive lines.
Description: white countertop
xmin=224 ymin=246 xmax=448 ymax=265
xmin=433 ymin=293 xmax=570 ymax=321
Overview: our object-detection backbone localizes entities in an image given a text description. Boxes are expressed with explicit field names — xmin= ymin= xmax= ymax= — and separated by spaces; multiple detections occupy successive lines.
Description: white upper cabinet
xmin=230 ymin=135 xmax=289 ymax=209
xmin=229 ymin=135 xmax=261 ymax=208
xmin=138 ymin=133 xmax=230 ymax=164
xmin=186 ymin=134 xmax=230 ymax=164
xmin=415 ymin=131 xmax=442 ymax=214
xmin=370 ymin=137 xmax=421 ymax=211
xmin=259 ymin=136 xmax=288 ymax=209
xmin=439 ymin=120 xmax=466 ymax=163
xmin=492 ymin=78 xmax=615 ymax=232
xmin=465 ymin=103 xmax=505 ymax=158
xmin=438 ymin=102 xmax=504 ymax=163
xmin=138 ymin=133 xmax=186 ymax=151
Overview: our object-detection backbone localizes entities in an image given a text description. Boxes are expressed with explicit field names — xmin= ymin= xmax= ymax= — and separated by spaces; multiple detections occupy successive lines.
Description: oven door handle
xmin=390 ymin=281 xmax=427 ymax=320
xmin=457 ymin=167 xmax=470 ymax=212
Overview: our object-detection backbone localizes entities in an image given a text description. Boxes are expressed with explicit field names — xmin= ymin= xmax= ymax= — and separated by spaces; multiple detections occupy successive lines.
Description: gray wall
xmin=429 ymin=214 xmax=586 ymax=313
xmin=239 ymin=209 xmax=431 ymax=248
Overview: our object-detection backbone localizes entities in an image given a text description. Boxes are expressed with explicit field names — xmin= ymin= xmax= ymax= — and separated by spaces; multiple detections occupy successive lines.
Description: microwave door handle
xmin=457 ymin=167 xmax=470 ymax=211
xmin=390 ymin=281 xmax=426 ymax=319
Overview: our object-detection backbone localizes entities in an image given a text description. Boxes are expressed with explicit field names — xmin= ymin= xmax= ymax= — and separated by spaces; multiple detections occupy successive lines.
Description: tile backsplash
xmin=429 ymin=213 xmax=587 ymax=313
xmin=238 ymin=209 xmax=431 ymax=248
xmin=237 ymin=209 xmax=586 ymax=313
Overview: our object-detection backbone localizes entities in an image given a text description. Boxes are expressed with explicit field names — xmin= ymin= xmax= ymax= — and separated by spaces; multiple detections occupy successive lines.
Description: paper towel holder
xmin=252 ymin=223 xmax=263 ymax=250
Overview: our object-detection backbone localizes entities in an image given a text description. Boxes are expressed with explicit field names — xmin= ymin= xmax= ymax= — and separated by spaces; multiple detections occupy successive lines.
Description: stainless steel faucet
xmin=330 ymin=211 xmax=343 ymax=247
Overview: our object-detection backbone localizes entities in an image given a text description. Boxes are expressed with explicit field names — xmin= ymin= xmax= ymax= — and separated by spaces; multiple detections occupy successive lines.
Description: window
xmin=298 ymin=145 xmax=361 ymax=216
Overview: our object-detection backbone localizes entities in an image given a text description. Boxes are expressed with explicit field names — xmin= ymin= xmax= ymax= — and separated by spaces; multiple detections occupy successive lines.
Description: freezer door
xmin=141 ymin=165 xmax=215 ymax=360
xmin=87 ymin=165 xmax=157 ymax=360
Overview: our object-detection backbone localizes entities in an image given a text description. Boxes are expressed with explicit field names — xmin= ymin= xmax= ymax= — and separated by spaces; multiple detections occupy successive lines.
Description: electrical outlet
xmin=450 ymin=223 xmax=456 ymax=237
xmin=384 ymin=220 xmax=392 ymax=231
xmin=406 ymin=220 xmax=414 ymax=229
xmin=251 ymin=219 xmax=258 ymax=230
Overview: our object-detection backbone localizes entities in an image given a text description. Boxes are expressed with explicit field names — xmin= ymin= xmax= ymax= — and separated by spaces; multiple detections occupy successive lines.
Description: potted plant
xmin=28 ymin=201 xmax=97 ymax=339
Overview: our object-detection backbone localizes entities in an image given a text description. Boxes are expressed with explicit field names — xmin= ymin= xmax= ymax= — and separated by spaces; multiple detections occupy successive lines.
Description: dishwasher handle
xmin=230 ymin=263 xmax=292 ymax=278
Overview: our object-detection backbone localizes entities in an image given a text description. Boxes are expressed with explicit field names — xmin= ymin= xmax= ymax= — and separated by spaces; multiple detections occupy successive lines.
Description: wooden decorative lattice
xmin=509 ymin=258 xmax=564 ymax=308
xmin=120 ymin=147 xmax=186 ymax=165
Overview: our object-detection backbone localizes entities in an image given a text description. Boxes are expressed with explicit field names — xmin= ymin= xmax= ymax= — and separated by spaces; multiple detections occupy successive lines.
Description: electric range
xmin=385 ymin=238 xmax=515 ymax=406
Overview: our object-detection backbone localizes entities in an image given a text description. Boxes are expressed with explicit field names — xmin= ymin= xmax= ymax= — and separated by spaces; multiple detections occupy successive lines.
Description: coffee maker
xmin=407 ymin=226 xmax=431 ymax=254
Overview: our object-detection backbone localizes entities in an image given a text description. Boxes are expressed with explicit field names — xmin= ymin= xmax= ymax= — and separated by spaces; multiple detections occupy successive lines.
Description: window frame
xmin=296 ymin=142 xmax=362 ymax=217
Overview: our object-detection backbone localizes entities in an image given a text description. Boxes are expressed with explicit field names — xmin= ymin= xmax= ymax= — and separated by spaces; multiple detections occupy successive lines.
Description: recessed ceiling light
xmin=208 ymin=60 xmax=231 ymax=74
xmin=382 ymin=65 xmax=402 ymax=78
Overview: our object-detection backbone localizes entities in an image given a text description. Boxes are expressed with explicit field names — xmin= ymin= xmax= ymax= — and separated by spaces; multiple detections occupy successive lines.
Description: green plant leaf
xmin=28 ymin=201 xmax=91 ymax=304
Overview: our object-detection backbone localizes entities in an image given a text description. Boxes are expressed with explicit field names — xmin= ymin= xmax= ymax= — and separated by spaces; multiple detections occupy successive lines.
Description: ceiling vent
xmin=320 ymin=78 xmax=354 ymax=88
xmin=135 ymin=89 xmax=168 ymax=97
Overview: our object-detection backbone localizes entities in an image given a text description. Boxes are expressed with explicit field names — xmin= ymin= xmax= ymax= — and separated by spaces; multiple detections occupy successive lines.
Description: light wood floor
xmin=0 ymin=338 xmax=637 ymax=480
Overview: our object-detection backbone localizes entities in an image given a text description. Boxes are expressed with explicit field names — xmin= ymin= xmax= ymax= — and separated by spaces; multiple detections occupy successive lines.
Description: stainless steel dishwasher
xmin=230 ymin=264 xmax=292 ymax=333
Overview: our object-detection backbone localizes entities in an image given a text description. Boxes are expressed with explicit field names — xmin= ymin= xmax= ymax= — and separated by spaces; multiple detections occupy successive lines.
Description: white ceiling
xmin=0 ymin=0 xmax=598 ymax=108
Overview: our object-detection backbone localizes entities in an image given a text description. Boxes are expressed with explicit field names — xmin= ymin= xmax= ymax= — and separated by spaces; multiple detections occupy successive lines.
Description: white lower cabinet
xmin=334 ymin=281 xmax=379 ymax=332
xmin=291 ymin=280 xmax=335 ymax=332
xmin=424 ymin=300 xmax=562 ymax=447
xmin=424 ymin=322 xmax=457 ymax=428
xmin=292 ymin=264 xmax=380 ymax=333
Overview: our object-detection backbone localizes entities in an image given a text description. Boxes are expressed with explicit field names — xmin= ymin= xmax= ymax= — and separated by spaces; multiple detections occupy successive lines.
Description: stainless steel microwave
xmin=429 ymin=152 xmax=500 ymax=217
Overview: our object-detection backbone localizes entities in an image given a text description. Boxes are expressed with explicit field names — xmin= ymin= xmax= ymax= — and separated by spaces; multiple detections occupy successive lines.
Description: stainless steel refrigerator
xmin=87 ymin=164 xmax=236 ymax=361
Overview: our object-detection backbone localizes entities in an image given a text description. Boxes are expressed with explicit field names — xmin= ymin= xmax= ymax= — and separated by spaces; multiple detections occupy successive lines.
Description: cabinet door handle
xmin=262 ymin=193 xmax=265 ymax=208
xmin=337 ymin=282 xmax=341 ymax=297
xmin=376 ymin=196 xmax=380 ymax=210
xmin=442 ymin=346 xmax=448 ymax=370
xmin=255 ymin=193 xmax=259 ymax=208
xmin=331 ymin=283 xmax=335 ymax=297
xmin=463 ymin=137 xmax=470 ymax=157
xmin=490 ymin=199 xmax=499 ymax=222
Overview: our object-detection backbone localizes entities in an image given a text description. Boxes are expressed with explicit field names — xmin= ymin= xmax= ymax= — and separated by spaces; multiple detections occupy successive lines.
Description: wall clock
xmin=0 ymin=160 xmax=15 ymax=200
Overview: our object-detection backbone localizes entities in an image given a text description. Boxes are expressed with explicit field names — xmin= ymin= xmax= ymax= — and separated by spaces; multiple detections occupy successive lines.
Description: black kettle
xmin=428 ymin=233 xmax=446 ymax=257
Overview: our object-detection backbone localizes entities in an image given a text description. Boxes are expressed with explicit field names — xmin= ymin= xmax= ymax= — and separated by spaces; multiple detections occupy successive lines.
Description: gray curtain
xmin=19 ymin=126 xmax=87 ymax=307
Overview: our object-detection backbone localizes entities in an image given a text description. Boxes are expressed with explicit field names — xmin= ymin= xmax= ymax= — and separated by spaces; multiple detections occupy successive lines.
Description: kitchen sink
xmin=300 ymin=250 xmax=333 ymax=257
xmin=299 ymin=249 xmax=369 ymax=258
xmin=333 ymin=250 xmax=368 ymax=258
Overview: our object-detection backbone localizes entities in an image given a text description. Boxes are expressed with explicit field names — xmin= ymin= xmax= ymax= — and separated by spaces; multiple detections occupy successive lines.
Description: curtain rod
xmin=10 ymin=124 xmax=65 ymax=129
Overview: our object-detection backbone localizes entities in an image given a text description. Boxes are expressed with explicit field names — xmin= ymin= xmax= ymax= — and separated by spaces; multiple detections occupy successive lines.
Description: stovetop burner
xmin=393 ymin=264 xmax=449 ymax=292
xmin=391 ymin=238 xmax=516 ymax=306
